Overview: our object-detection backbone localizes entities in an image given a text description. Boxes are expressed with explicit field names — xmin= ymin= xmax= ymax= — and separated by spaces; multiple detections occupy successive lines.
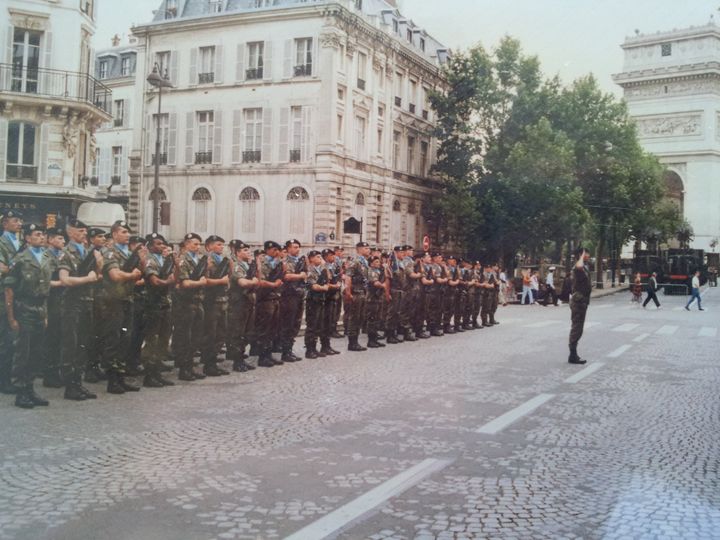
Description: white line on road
xmin=655 ymin=325 xmax=679 ymax=336
xmin=523 ymin=320 xmax=562 ymax=328
xmin=564 ymin=362 xmax=605 ymax=384
xmin=607 ymin=344 xmax=632 ymax=358
xmin=593 ymin=304 xmax=614 ymax=309
xmin=613 ymin=323 xmax=640 ymax=333
xmin=585 ymin=321 xmax=602 ymax=329
xmin=633 ymin=333 xmax=650 ymax=343
xmin=285 ymin=458 xmax=453 ymax=540
xmin=673 ymin=306 xmax=684 ymax=312
xmin=477 ymin=394 xmax=555 ymax=435
xmin=698 ymin=327 xmax=717 ymax=338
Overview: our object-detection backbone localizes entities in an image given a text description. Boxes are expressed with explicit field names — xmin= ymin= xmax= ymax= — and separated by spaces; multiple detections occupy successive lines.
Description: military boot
xmin=28 ymin=385 xmax=49 ymax=406
xmin=43 ymin=370 xmax=64 ymax=389
xmin=281 ymin=349 xmax=298 ymax=363
xmin=202 ymin=363 xmax=224 ymax=377
xmin=257 ymin=353 xmax=275 ymax=368
xmin=348 ymin=336 xmax=367 ymax=352
xmin=15 ymin=388 xmax=35 ymax=409
xmin=64 ymin=383 xmax=88 ymax=401
xmin=233 ymin=359 xmax=248 ymax=372
xmin=106 ymin=372 xmax=126 ymax=394
xmin=305 ymin=344 xmax=319 ymax=359
xmin=320 ymin=339 xmax=340 ymax=355
xmin=386 ymin=331 xmax=401 ymax=344
xmin=367 ymin=333 xmax=382 ymax=348
xmin=178 ymin=367 xmax=196 ymax=381
xmin=568 ymin=344 xmax=587 ymax=365
xmin=118 ymin=376 xmax=141 ymax=392
xmin=444 ymin=324 xmax=456 ymax=334
xmin=142 ymin=372 xmax=165 ymax=388
xmin=403 ymin=329 xmax=418 ymax=342
xmin=79 ymin=384 xmax=98 ymax=398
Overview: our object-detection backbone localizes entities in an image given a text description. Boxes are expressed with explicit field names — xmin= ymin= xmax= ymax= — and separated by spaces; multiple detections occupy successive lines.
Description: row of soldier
xmin=0 ymin=212 xmax=501 ymax=409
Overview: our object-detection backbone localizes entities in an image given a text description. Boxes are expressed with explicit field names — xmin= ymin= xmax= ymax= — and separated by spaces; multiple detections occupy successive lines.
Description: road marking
xmin=585 ymin=321 xmax=602 ymax=328
xmin=564 ymin=362 xmax=605 ymax=384
xmin=698 ymin=327 xmax=717 ymax=338
xmin=477 ymin=394 xmax=555 ymax=435
xmin=594 ymin=304 xmax=614 ymax=309
xmin=613 ymin=323 xmax=640 ymax=333
xmin=285 ymin=458 xmax=452 ymax=540
xmin=607 ymin=344 xmax=632 ymax=358
xmin=523 ymin=320 xmax=562 ymax=328
xmin=633 ymin=333 xmax=650 ymax=343
xmin=655 ymin=325 xmax=678 ymax=336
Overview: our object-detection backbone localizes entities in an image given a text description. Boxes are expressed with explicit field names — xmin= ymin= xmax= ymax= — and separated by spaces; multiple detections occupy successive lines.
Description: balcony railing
xmin=294 ymin=64 xmax=311 ymax=77
xmin=152 ymin=153 xmax=168 ymax=166
xmin=114 ymin=118 xmax=124 ymax=127
xmin=195 ymin=151 xmax=213 ymax=164
xmin=0 ymin=63 xmax=111 ymax=114
xmin=290 ymin=149 xmax=301 ymax=162
xmin=242 ymin=150 xmax=262 ymax=163
xmin=111 ymin=175 xmax=122 ymax=185
xmin=357 ymin=78 xmax=366 ymax=91
xmin=6 ymin=164 xmax=38 ymax=183
xmin=246 ymin=67 xmax=263 ymax=80
xmin=394 ymin=96 xmax=402 ymax=107
xmin=198 ymin=72 xmax=215 ymax=84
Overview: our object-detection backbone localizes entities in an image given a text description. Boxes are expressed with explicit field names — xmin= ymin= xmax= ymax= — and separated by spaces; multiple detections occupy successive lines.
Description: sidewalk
xmin=591 ymin=284 xmax=628 ymax=299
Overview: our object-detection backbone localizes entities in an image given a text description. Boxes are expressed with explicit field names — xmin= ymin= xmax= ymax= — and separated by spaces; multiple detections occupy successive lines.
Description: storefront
xmin=0 ymin=194 xmax=75 ymax=228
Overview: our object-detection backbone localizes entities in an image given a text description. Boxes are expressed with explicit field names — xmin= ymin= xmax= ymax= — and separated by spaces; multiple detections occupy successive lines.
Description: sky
xmin=95 ymin=0 xmax=718 ymax=96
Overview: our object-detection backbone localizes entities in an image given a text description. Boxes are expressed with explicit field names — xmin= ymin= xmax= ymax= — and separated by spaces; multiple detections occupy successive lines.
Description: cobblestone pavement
xmin=0 ymin=288 xmax=718 ymax=539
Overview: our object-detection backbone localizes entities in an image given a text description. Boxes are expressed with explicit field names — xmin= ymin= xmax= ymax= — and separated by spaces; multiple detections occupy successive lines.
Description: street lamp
xmin=146 ymin=62 xmax=173 ymax=233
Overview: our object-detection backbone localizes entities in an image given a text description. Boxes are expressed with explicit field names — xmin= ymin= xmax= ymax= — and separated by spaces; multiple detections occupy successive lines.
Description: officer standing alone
xmin=568 ymin=247 xmax=591 ymax=365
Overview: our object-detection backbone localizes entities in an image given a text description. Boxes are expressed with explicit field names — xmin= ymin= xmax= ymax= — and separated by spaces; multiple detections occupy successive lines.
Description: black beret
xmin=368 ymin=256 xmax=380 ymax=263
xmin=46 ymin=227 xmax=65 ymax=237
xmin=264 ymin=240 xmax=281 ymax=250
xmin=205 ymin=235 xmax=225 ymax=244
xmin=2 ymin=210 xmax=23 ymax=220
xmin=129 ymin=236 xmax=147 ymax=245
xmin=307 ymin=250 xmax=321 ymax=258
xmin=321 ymin=249 xmax=334 ymax=258
xmin=111 ymin=220 xmax=132 ymax=233
xmin=23 ymin=223 xmax=45 ymax=234
xmin=334 ymin=246 xmax=343 ymax=251
xmin=447 ymin=255 xmax=457 ymax=261
xmin=403 ymin=245 xmax=414 ymax=251
xmin=431 ymin=251 xmax=442 ymax=257
xmin=88 ymin=228 xmax=107 ymax=238
xmin=356 ymin=241 xmax=370 ymax=248
xmin=145 ymin=232 xmax=167 ymax=244
xmin=229 ymin=239 xmax=249 ymax=250
xmin=67 ymin=217 xmax=88 ymax=229
xmin=184 ymin=233 xmax=202 ymax=242
xmin=285 ymin=239 xmax=302 ymax=248
xmin=253 ymin=249 xmax=263 ymax=257
xmin=393 ymin=245 xmax=404 ymax=252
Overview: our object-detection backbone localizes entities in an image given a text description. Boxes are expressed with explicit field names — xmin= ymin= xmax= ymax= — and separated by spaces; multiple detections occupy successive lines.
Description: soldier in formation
xmin=1 ymin=215 xmax=510 ymax=409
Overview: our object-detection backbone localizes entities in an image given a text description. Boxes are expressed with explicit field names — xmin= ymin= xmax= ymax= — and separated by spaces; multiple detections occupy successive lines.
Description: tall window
xmin=165 ymin=0 xmax=177 ymax=17
xmin=287 ymin=187 xmax=310 ymax=237
xmin=295 ymin=38 xmax=313 ymax=76
xmin=209 ymin=0 xmax=222 ymax=13
xmin=407 ymin=136 xmax=415 ymax=174
xmin=393 ymin=131 xmax=401 ymax=170
xmin=111 ymin=146 xmax=122 ymax=181
xmin=407 ymin=29 xmax=413 ymax=43
xmin=153 ymin=113 xmax=169 ymax=165
xmin=196 ymin=111 xmax=214 ymax=164
xmin=394 ymin=72 xmax=403 ymax=106
xmin=337 ymin=114 xmax=344 ymax=142
xmin=420 ymin=141 xmax=429 ymax=176
xmin=98 ymin=60 xmax=107 ymax=80
xmin=243 ymin=108 xmax=262 ymax=162
xmin=121 ymin=57 xmax=131 ymax=76
xmin=113 ymin=99 xmax=125 ymax=127
xmin=199 ymin=46 xmax=215 ymax=83
xmin=377 ymin=128 xmax=383 ymax=155
xmin=247 ymin=42 xmax=264 ymax=79
xmin=238 ymin=187 xmax=260 ymax=234
xmin=420 ymin=38 xmax=426 ymax=52
xmin=407 ymin=202 xmax=417 ymax=245
xmin=6 ymin=122 xmax=37 ymax=182
xmin=357 ymin=51 xmax=367 ymax=90
xmin=156 ymin=51 xmax=170 ymax=77
xmin=12 ymin=29 xmax=41 ymax=93
xmin=391 ymin=199 xmax=402 ymax=245
xmin=290 ymin=106 xmax=303 ymax=162
xmin=354 ymin=192 xmax=366 ymax=238
xmin=192 ymin=187 xmax=212 ymax=233
xmin=393 ymin=19 xmax=399 ymax=34
xmin=409 ymin=79 xmax=417 ymax=113
xmin=354 ymin=116 xmax=366 ymax=158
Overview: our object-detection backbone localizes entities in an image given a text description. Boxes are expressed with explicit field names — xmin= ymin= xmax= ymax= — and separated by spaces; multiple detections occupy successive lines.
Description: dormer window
xmin=661 ymin=43 xmax=672 ymax=56
xmin=121 ymin=57 xmax=131 ymax=76
xmin=99 ymin=60 xmax=108 ymax=79
xmin=420 ymin=38 xmax=425 ymax=52
xmin=354 ymin=0 xmax=362 ymax=9
xmin=407 ymin=29 xmax=413 ymax=43
xmin=165 ymin=0 xmax=177 ymax=18
xmin=209 ymin=0 xmax=222 ymax=13
xmin=393 ymin=20 xmax=399 ymax=34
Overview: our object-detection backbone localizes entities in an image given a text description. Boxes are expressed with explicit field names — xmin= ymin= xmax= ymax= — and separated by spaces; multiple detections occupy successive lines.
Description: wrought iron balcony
xmin=198 ymin=72 xmax=215 ymax=84
xmin=0 ymin=63 xmax=111 ymax=114
xmin=195 ymin=151 xmax=213 ymax=164
xmin=246 ymin=67 xmax=263 ymax=80
xmin=242 ymin=150 xmax=262 ymax=163
xmin=294 ymin=64 xmax=311 ymax=77
xmin=114 ymin=118 xmax=124 ymax=127
xmin=289 ymin=149 xmax=301 ymax=162
xmin=152 ymin=153 xmax=168 ymax=165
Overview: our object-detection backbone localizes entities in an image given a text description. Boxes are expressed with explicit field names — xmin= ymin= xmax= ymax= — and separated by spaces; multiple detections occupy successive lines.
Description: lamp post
xmin=146 ymin=63 xmax=173 ymax=233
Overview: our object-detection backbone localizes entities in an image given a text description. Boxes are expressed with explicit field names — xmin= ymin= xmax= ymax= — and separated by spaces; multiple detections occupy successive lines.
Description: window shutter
xmin=278 ymin=107 xmax=289 ymax=163
xmin=123 ymin=99 xmax=131 ymax=128
xmin=283 ymin=39 xmax=293 ymax=78
xmin=170 ymin=50 xmax=178 ymax=86
xmin=99 ymin=147 xmax=111 ymax=186
xmin=263 ymin=40 xmax=273 ymax=81
xmin=214 ymin=44 xmax=223 ymax=83
xmin=311 ymin=36 xmax=319 ymax=77
xmin=185 ymin=111 xmax=194 ymax=165
xmin=302 ymin=106 xmax=313 ymax=162
xmin=235 ymin=43 xmax=245 ymax=83
xmin=168 ymin=112 xmax=177 ymax=165
xmin=41 ymin=31 xmax=53 ymax=93
xmin=1 ymin=26 xmax=11 ymax=89
xmin=0 ymin=117 xmax=7 ymax=182
xmin=120 ymin=146 xmax=128 ymax=184
xmin=189 ymin=47 xmax=198 ymax=86
xmin=231 ymin=110 xmax=241 ymax=163
xmin=38 ymin=124 xmax=49 ymax=184
xmin=261 ymin=108 xmax=272 ymax=163
xmin=212 ymin=109 xmax=222 ymax=164
xmin=145 ymin=114 xmax=152 ymax=164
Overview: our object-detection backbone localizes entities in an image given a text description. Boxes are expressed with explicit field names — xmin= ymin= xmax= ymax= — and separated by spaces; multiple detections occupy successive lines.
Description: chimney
xmin=111 ymin=34 xmax=121 ymax=47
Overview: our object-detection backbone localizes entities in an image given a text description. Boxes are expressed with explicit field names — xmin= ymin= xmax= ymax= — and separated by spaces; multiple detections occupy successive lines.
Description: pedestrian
xmin=498 ymin=266 xmax=508 ymax=306
xmin=685 ymin=270 xmax=705 ymax=311
xmin=631 ymin=273 xmax=642 ymax=303
xmin=542 ymin=266 xmax=559 ymax=306
xmin=642 ymin=271 xmax=661 ymax=309
xmin=530 ymin=270 xmax=540 ymax=303
xmin=568 ymin=247 xmax=591 ymax=365
xmin=521 ymin=270 xmax=533 ymax=305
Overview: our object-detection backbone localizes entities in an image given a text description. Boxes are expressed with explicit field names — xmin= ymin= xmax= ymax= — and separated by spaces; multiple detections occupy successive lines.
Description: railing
xmin=289 ymin=149 xmax=301 ymax=162
xmin=110 ymin=175 xmax=122 ymax=185
xmin=152 ymin=153 xmax=168 ymax=165
xmin=357 ymin=78 xmax=366 ymax=91
xmin=6 ymin=164 xmax=38 ymax=183
xmin=198 ymin=72 xmax=215 ymax=84
xmin=114 ymin=118 xmax=124 ymax=127
xmin=246 ymin=67 xmax=263 ymax=80
xmin=294 ymin=64 xmax=311 ymax=77
xmin=242 ymin=150 xmax=262 ymax=163
xmin=195 ymin=151 xmax=213 ymax=164
xmin=0 ymin=64 xmax=111 ymax=114
xmin=394 ymin=96 xmax=402 ymax=107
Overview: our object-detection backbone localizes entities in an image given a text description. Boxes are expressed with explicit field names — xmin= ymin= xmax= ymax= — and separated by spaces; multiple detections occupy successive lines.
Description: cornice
xmin=621 ymin=23 xmax=720 ymax=49
xmin=613 ymin=64 xmax=720 ymax=86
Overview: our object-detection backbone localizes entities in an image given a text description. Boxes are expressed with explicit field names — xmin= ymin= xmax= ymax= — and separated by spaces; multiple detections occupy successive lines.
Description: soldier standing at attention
xmin=489 ymin=263 xmax=501 ymax=325
xmin=332 ymin=246 xmax=345 ymax=338
xmin=84 ymin=228 xmax=109 ymax=383
xmin=127 ymin=236 xmax=148 ymax=377
xmin=227 ymin=241 xmax=258 ymax=372
xmin=471 ymin=261 xmax=483 ymax=329
xmin=443 ymin=256 xmax=460 ymax=334
xmin=365 ymin=255 xmax=387 ymax=348
xmin=417 ymin=252 xmax=434 ymax=338
xmin=385 ymin=246 xmax=406 ymax=344
xmin=174 ymin=233 xmax=208 ymax=381
xmin=461 ymin=259 xmax=475 ymax=330
xmin=304 ymin=250 xmax=329 ymax=359
xmin=202 ymin=235 xmax=231 ymax=377
xmin=480 ymin=263 xmax=495 ymax=328
xmin=401 ymin=246 xmax=421 ymax=341
xmin=4 ymin=224 xmax=53 ymax=408
xmin=0 ymin=210 xmax=23 ymax=395
xmin=57 ymin=218 xmax=101 ymax=401
xmin=279 ymin=240 xmax=307 ymax=363
xmin=256 ymin=241 xmax=285 ymax=367
xmin=344 ymin=241 xmax=370 ymax=352
xmin=426 ymin=253 xmax=446 ymax=337
xmin=42 ymin=227 xmax=66 ymax=389
xmin=454 ymin=258 xmax=469 ymax=333
xmin=322 ymin=249 xmax=342 ymax=351
xmin=140 ymin=233 xmax=176 ymax=388
xmin=568 ymin=247 xmax=591 ymax=365
xmin=97 ymin=221 xmax=144 ymax=394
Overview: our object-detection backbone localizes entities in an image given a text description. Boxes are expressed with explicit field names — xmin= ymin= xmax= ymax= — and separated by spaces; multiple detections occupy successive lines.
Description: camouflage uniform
xmin=426 ymin=263 xmax=445 ymax=335
xmin=142 ymin=252 xmax=173 ymax=375
xmin=173 ymin=252 xmax=206 ymax=371
xmin=227 ymin=259 xmax=256 ymax=365
xmin=454 ymin=266 xmax=469 ymax=331
xmin=304 ymin=263 xmax=327 ymax=352
xmin=442 ymin=265 xmax=459 ymax=332
xmin=569 ymin=264 xmax=591 ymax=350
xmin=0 ymin=232 xmax=22 ymax=391
xmin=385 ymin=256 xmax=407 ymax=339
xmin=256 ymin=256 xmax=284 ymax=360
xmin=366 ymin=266 xmax=386 ymax=342
xmin=43 ymin=248 xmax=65 ymax=382
xmin=279 ymin=255 xmax=306 ymax=358
xmin=202 ymin=254 xmax=230 ymax=370
xmin=344 ymin=256 xmax=368 ymax=339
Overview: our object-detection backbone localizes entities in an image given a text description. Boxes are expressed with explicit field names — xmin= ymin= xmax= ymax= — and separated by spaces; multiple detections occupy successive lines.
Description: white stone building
xmin=0 ymin=0 xmax=114 ymax=226
xmin=127 ymin=0 xmax=448 ymax=248
xmin=614 ymin=20 xmax=720 ymax=250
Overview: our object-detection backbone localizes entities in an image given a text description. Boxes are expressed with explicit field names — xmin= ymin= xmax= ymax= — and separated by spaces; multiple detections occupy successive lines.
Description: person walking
xmin=642 ymin=271 xmax=661 ymax=309
xmin=521 ymin=270 xmax=533 ymax=305
xmin=685 ymin=270 xmax=705 ymax=311
xmin=568 ymin=247 xmax=591 ymax=365
xmin=542 ymin=266 xmax=558 ymax=306
xmin=530 ymin=270 xmax=540 ymax=304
